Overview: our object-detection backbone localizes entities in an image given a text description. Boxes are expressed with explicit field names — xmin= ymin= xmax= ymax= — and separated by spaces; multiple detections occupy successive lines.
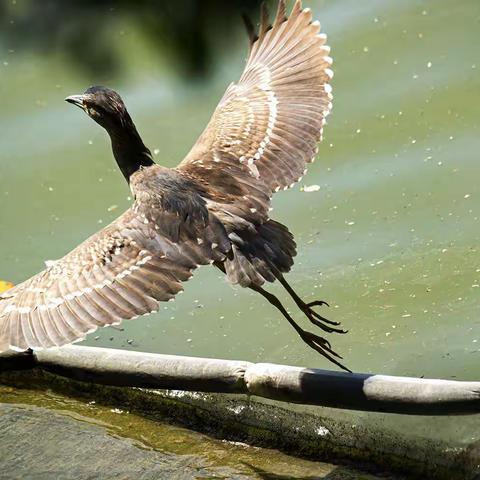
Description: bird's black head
xmin=66 ymin=85 xmax=154 ymax=182
xmin=65 ymin=86 xmax=130 ymax=131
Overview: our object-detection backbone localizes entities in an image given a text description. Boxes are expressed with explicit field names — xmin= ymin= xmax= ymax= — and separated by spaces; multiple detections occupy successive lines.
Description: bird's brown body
xmin=0 ymin=1 xmax=349 ymax=370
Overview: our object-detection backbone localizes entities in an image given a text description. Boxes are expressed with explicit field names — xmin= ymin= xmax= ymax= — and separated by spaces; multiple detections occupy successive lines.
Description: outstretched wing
xmin=178 ymin=0 xmax=333 ymax=212
xmin=0 ymin=205 xmax=227 ymax=352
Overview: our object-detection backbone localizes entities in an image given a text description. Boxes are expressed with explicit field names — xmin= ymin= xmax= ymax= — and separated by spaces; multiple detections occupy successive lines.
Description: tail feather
xmin=224 ymin=219 xmax=296 ymax=287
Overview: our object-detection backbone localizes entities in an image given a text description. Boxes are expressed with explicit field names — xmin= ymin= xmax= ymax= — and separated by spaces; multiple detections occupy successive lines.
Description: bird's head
xmin=65 ymin=86 xmax=130 ymax=131
xmin=65 ymin=85 xmax=153 ymax=181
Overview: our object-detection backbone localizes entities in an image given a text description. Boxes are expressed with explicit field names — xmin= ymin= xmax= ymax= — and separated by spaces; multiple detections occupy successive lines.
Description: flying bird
xmin=0 ymin=1 xmax=349 ymax=371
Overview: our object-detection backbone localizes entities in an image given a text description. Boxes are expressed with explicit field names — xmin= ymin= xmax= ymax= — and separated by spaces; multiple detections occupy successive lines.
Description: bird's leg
xmin=277 ymin=275 xmax=347 ymax=335
xmin=250 ymin=284 xmax=351 ymax=372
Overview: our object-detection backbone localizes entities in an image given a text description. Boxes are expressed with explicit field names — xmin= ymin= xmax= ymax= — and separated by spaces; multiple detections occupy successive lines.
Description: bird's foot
xmin=298 ymin=328 xmax=351 ymax=372
xmin=299 ymin=300 xmax=347 ymax=334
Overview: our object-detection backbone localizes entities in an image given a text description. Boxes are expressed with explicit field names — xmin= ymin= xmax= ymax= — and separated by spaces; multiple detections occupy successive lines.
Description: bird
xmin=0 ymin=0 xmax=349 ymax=371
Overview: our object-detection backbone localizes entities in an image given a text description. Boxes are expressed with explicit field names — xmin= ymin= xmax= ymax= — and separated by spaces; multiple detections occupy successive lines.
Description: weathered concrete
xmin=244 ymin=363 xmax=480 ymax=414
xmin=0 ymin=400 xmax=406 ymax=480
xmin=35 ymin=346 xmax=250 ymax=393
xmin=3 ymin=346 xmax=480 ymax=415
xmin=1 ymin=368 xmax=478 ymax=480
xmin=0 ymin=404 xmax=252 ymax=480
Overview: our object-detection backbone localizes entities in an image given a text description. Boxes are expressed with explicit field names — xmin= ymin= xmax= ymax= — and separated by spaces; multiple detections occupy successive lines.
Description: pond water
xmin=1 ymin=0 xmax=479 ymax=474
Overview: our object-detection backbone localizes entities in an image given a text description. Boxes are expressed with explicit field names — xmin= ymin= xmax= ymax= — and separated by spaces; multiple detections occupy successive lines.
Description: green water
xmin=1 ymin=0 xmax=480 ymax=471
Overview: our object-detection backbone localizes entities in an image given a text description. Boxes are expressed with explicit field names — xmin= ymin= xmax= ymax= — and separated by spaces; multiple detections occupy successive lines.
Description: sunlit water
xmin=1 ymin=0 xmax=479 ymax=470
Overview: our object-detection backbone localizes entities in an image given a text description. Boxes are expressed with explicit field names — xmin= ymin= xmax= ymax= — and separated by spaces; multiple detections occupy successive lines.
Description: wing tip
xmin=291 ymin=0 xmax=303 ymax=16
xmin=259 ymin=2 xmax=272 ymax=38
xmin=246 ymin=0 xmax=327 ymax=53
xmin=242 ymin=13 xmax=258 ymax=49
xmin=273 ymin=0 xmax=287 ymax=27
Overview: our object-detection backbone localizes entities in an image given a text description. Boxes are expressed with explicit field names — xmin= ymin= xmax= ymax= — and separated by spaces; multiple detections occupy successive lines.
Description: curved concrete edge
xmin=244 ymin=363 xmax=480 ymax=414
xmin=1 ymin=345 xmax=480 ymax=414
xmin=33 ymin=346 xmax=250 ymax=393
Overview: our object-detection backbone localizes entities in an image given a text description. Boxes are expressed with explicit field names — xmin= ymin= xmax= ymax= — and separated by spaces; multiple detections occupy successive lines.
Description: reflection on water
xmin=1 ymin=0 xmax=480 ymax=465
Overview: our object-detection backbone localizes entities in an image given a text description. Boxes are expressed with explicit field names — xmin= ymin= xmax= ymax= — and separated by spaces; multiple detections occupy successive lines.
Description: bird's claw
xmin=299 ymin=300 xmax=346 ymax=334
xmin=298 ymin=328 xmax=351 ymax=372
xmin=306 ymin=300 xmax=330 ymax=308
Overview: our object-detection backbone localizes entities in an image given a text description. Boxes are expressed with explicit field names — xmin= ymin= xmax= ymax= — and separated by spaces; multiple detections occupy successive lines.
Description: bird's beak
xmin=65 ymin=94 xmax=87 ymax=110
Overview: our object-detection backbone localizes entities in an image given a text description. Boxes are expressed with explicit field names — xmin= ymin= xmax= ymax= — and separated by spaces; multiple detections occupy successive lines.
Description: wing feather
xmin=178 ymin=0 xmax=333 ymax=213
xmin=0 ymin=201 xmax=228 ymax=351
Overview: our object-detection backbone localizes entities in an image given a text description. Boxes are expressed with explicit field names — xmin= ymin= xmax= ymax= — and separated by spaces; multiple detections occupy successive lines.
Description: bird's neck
xmin=108 ymin=115 xmax=154 ymax=182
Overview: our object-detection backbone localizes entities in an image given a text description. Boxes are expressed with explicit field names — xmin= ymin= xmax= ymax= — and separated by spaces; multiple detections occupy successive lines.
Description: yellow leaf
xmin=0 ymin=280 xmax=14 ymax=293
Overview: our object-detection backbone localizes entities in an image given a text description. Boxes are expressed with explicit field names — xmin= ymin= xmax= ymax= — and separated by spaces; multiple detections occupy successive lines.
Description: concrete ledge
xmin=35 ymin=346 xmax=250 ymax=393
xmin=2 ymin=345 xmax=480 ymax=415
xmin=1 ymin=367 xmax=478 ymax=480
xmin=244 ymin=363 xmax=480 ymax=414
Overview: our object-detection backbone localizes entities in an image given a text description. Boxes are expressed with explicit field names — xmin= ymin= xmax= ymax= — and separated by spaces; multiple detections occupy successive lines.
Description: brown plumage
xmin=0 ymin=1 xmax=349 ymax=371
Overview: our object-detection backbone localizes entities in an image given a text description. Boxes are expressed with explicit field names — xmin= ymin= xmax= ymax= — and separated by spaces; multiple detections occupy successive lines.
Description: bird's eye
xmin=90 ymin=104 xmax=109 ymax=117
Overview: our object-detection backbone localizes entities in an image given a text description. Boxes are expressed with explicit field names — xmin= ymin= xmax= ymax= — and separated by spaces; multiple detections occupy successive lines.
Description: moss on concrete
xmin=0 ymin=369 xmax=476 ymax=479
